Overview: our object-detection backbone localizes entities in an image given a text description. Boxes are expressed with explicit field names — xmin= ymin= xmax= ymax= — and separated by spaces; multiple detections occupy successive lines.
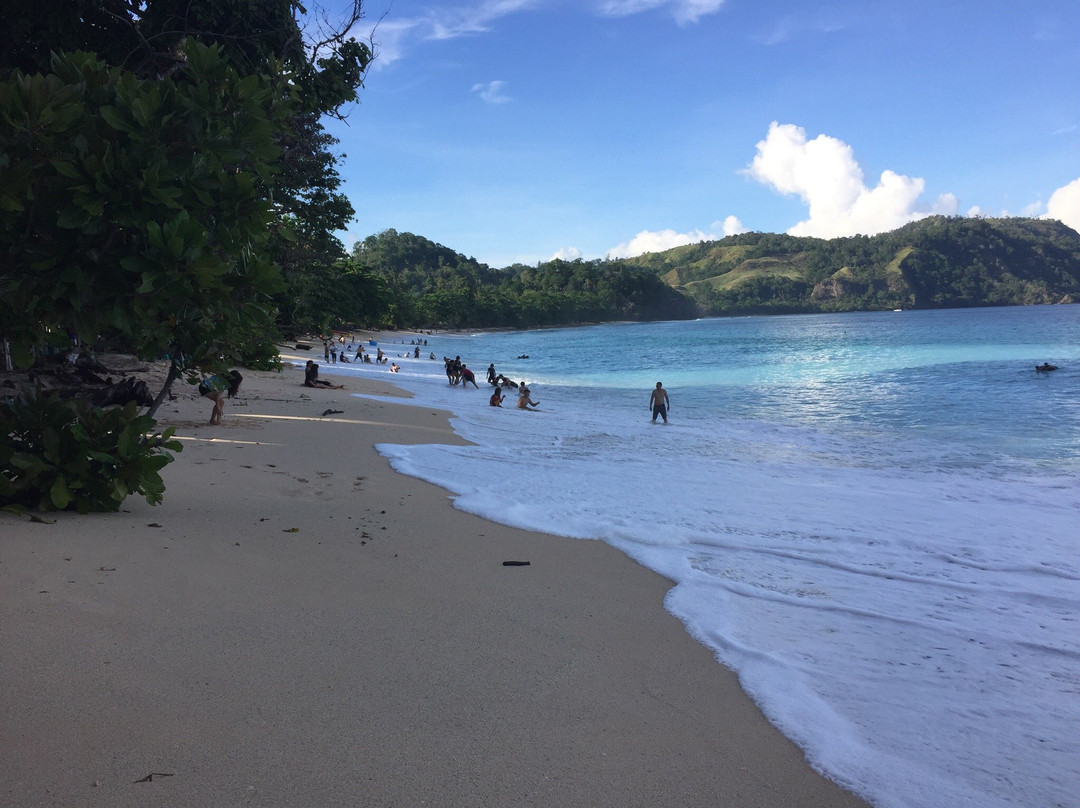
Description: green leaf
xmin=50 ymin=476 xmax=71 ymax=509
xmin=98 ymin=105 xmax=130 ymax=133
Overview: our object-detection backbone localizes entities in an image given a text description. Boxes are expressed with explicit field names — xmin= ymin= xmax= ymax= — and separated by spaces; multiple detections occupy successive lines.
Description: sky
xmin=321 ymin=0 xmax=1080 ymax=268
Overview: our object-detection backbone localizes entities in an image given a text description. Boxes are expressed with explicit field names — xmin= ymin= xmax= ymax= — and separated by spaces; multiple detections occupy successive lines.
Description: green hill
xmin=617 ymin=217 xmax=1080 ymax=315
xmin=339 ymin=218 xmax=1080 ymax=330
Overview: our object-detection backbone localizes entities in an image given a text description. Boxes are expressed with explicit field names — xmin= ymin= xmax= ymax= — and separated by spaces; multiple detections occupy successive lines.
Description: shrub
xmin=0 ymin=391 xmax=182 ymax=513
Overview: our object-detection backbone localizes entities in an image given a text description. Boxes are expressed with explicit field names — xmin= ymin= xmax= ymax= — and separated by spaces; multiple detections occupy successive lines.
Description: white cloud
xmin=716 ymin=214 xmax=747 ymax=236
xmin=931 ymin=193 xmax=959 ymax=215
xmin=472 ymin=80 xmax=511 ymax=103
xmin=366 ymin=0 xmax=537 ymax=68
xmin=1044 ymin=177 xmax=1080 ymax=233
xmin=754 ymin=12 xmax=849 ymax=46
xmin=369 ymin=0 xmax=725 ymax=67
xmin=607 ymin=228 xmax=713 ymax=258
xmin=427 ymin=0 xmax=539 ymax=40
xmin=745 ymin=121 xmax=957 ymax=238
xmin=551 ymin=246 xmax=582 ymax=261
xmin=596 ymin=0 xmax=727 ymax=24
xmin=365 ymin=19 xmax=419 ymax=68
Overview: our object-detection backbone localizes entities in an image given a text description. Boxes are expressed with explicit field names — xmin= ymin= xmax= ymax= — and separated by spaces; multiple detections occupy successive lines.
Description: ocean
xmin=316 ymin=305 xmax=1080 ymax=808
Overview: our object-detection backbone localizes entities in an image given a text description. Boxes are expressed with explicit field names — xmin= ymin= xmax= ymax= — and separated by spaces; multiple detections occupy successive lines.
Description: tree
xmin=0 ymin=44 xmax=287 ymax=400
xmin=0 ymin=1 xmax=372 ymax=404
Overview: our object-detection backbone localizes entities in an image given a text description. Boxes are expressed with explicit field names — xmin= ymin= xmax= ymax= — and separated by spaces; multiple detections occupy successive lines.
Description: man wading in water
xmin=649 ymin=381 xmax=670 ymax=423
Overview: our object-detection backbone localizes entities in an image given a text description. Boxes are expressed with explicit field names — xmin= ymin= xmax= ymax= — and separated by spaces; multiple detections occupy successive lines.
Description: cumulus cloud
xmin=551 ymin=246 xmax=582 ymax=261
xmin=607 ymin=228 xmax=715 ymax=258
xmin=1045 ymin=177 xmax=1080 ymax=233
xmin=931 ymin=193 xmax=959 ymax=215
xmin=745 ymin=122 xmax=958 ymax=238
xmin=596 ymin=0 xmax=727 ymax=24
xmin=472 ymin=80 xmax=511 ymax=103
xmin=716 ymin=215 xmax=747 ymax=236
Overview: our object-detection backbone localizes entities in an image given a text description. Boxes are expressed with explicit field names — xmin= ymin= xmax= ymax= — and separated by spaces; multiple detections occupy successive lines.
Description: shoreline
xmin=1 ymin=363 xmax=870 ymax=807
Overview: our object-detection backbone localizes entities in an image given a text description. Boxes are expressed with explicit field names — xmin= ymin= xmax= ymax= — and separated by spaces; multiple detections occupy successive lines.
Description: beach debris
xmin=502 ymin=561 xmax=531 ymax=566
xmin=283 ymin=527 xmax=300 ymax=533
xmin=28 ymin=514 xmax=56 ymax=524
xmin=147 ymin=523 xmax=161 ymax=528
xmin=133 ymin=772 xmax=174 ymax=783
xmin=321 ymin=408 xmax=344 ymax=416
xmin=98 ymin=566 xmax=116 ymax=572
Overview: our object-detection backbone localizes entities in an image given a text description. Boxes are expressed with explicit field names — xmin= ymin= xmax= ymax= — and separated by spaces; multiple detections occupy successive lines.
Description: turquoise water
xmin=328 ymin=304 xmax=1080 ymax=808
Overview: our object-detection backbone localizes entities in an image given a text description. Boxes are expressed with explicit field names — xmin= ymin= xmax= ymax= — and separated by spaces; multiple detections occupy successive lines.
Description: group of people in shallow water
xmin=304 ymin=347 xmax=670 ymax=420
xmin=442 ymin=356 xmax=539 ymax=409
xmin=199 ymin=338 xmax=1063 ymax=428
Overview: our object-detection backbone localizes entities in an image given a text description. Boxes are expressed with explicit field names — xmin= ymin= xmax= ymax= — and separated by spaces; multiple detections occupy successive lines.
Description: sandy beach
xmin=1 ymin=354 xmax=870 ymax=807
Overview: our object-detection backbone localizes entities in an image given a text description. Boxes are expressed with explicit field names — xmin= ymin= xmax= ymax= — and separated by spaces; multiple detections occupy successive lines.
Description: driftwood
xmin=25 ymin=376 xmax=155 ymax=408
xmin=3 ymin=351 xmax=158 ymax=409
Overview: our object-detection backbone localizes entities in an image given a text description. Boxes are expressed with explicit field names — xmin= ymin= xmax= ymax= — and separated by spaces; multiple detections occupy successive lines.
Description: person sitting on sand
xmin=517 ymin=386 xmax=539 ymax=410
xmin=198 ymin=370 xmax=242 ymax=425
xmin=304 ymin=360 xmax=342 ymax=389
xmin=489 ymin=388 xmax=504 ymax=407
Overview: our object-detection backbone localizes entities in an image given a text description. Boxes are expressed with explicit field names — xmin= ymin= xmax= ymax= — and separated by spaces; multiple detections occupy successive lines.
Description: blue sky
xmin=323 ymin=0 xmax=1080 ymax=268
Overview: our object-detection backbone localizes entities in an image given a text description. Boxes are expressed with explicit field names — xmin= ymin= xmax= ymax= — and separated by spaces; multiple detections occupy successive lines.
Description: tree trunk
xmin=145 ymin=361 xmax=180 ymax=419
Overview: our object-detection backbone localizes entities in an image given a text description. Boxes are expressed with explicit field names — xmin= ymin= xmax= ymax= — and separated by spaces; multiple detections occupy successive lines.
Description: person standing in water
xmin=649 ymin=381 xmax=670 ymax=423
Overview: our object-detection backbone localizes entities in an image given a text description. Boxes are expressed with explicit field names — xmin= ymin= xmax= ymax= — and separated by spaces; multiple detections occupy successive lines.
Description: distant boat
xmin=893 ymin=308 xmax=903 ymax=312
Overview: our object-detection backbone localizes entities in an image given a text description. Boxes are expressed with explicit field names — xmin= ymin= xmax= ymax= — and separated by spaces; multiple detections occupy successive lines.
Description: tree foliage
xmin=0 ymin=44 xmax=287 ymax=371
xmin=0 ymin=1 xmax=371 ymax=376
xmin=343 ymin=230 xmax=701 ymax=329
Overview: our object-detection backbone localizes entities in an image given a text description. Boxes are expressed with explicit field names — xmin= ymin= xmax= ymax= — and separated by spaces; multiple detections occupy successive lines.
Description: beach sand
xmin=1 ymin=357 xmax=870 ymax=807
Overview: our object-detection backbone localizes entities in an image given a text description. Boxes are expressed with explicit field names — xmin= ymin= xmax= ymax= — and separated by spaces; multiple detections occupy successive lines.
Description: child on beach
xmin=517 ymin=386 xmax=539 ymax=410
xmin=198 ymin=370 xmax=242 ymax=425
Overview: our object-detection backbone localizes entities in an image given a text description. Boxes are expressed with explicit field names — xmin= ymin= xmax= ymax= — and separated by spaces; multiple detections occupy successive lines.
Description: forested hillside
xmin=342 ymin=229 xmax=699 ymax=329
xmin=312 ymin=217 xmax=1080 ymax=332
xmin=621 ymin=216 xmax=1080 ymax=315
